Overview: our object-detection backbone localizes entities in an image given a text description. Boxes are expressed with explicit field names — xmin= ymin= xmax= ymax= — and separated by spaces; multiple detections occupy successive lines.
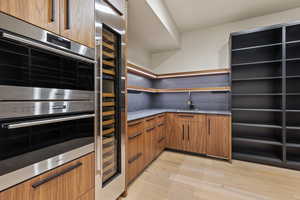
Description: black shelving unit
xmin=231 ymin=24 xmax=300 ymax=170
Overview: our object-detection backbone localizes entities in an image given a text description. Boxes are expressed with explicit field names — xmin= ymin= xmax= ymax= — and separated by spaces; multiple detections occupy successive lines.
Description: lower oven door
xmin=0 ymin=113 xmax=94 ymax=191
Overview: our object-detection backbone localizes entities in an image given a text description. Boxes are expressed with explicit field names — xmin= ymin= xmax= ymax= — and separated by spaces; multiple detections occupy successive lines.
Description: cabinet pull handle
xmin=146 ymin=127 xmax=156 ymax=132
xmin=158 ymin=123 xmax=165 ymax=127
xmin=158 ymin=137 xmax=165 ymax=143
xmin=50 ymin=0 xmax=55 ymax=22
xmin=32 ymin=162 xmax=82 ymax=188
xmin=65 ymin=0 xmax=70 ymax=29
xmin=128 ymin=153 xmax=143 ymax=164
xmin=128 ymin=132 xmax=142 ymax=140
xmin=182 ymin=125 xmax=185 ymax=140
xmin=188 ymin=125 xmax=190 ymax=141
xmin=208 ymin=119 xmax=211 ymax=135
xmin=128 ymin=121 xmax=142 ymax=127
xmin=177 ymin=115 xmax=194 ymax=118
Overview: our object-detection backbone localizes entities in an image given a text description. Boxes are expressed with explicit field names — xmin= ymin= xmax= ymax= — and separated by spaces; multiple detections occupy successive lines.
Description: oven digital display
xmin=47 ymin=33 xmax=71 ymax=49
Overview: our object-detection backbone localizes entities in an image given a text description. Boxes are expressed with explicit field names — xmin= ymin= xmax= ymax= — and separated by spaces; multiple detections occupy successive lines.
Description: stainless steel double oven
xmin=0 ymin=13 xmax=95 ymax=191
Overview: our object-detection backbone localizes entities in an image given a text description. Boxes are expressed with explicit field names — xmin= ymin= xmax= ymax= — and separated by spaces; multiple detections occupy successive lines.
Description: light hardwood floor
xmin=123 ymin=151 xmax=300 ymax=200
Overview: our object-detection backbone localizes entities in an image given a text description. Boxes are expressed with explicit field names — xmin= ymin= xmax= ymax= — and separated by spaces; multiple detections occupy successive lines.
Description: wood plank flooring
xmin=123 ymin=151 xmax=300 ymax=200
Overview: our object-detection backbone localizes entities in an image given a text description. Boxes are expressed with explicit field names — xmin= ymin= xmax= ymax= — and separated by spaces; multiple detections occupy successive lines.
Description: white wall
xmin=151 ymin=7 xmax=300 ymax=74
xmin=128 ymin=38 xmax=152 ymax=69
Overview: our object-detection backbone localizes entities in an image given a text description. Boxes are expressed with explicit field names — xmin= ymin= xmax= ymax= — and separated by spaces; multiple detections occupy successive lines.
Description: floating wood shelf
xmin=127 ymin=62 xmax=230 ymax=79
xmin=127 ymin=85 xmax=231 ymax=93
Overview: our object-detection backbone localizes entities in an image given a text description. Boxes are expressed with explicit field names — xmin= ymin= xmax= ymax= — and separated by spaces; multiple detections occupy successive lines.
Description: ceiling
xmin=163 ymin=0 xmax=300 ymax=32
xmin=128 ymin=0 xmax=180 ymax=53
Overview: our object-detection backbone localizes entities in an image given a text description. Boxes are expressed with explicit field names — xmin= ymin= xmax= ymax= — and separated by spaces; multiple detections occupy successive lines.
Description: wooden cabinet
xmin=168 ymin=115 xmax=187 ymax=151
xmin=156 ymin=114 xmax=166 ymax=155
xmin=185 ymin=115 xmax=207 ymax=155
xmin=169 ymin=114 xmax=207 ymax=154
xmin=59 ymin=0 xmax=95 ymax=48
xmin=166 ymin=113 xmax=231 ymax=160
xmin=0 ymin=0 xmax=95 ymax=48
xmin=0 ymin=0 xmax=60 ymax=34
xmin=79 ymin=188 xmax=95 ymax=200
xmin=0 ymin=153 xmax=95 ymax=200
xmin=127 ymin=120 xmax=144 ymax=183
xmin=207 ymin=115 xmax=231 ymax=159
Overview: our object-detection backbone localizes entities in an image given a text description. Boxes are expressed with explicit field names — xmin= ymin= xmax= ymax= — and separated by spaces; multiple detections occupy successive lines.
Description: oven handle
xmin=2 ymin=114 xmax=95 ymax=129
xmin=2 ymin=32 xmax=95 ymax=64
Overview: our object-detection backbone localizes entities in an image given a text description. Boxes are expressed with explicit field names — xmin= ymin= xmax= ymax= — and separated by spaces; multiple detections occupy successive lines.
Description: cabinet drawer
xmin=175 ymin=113 xmax=197 ymax=120
xmin=157 ymin=114 xmax=166 ymax=125
xmin=145 ymin=116 xmax=156 ymax=129
xmin=0 ymin=153 xmax=95 ymax=200
xmin=128 ymin=119 xmax=144 ymax=138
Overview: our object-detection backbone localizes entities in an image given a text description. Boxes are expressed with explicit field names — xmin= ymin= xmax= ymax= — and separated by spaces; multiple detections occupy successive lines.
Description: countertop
xmin=128 ymin=109 xmax=231 ymax=121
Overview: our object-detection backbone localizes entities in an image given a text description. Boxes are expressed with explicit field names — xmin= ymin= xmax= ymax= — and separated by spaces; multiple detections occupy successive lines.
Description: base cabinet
xmin=166 ymin=113 xmax=231 ymax=160
xmin=127 ymin=114 xmax=166 ymax=184
xmin=207 ymin=115 xmax=231 ymax=159
xmin=127 ymin=112 xmax=231 ymax=185
xmin=0 ymin=153 xmax=95 ymax=200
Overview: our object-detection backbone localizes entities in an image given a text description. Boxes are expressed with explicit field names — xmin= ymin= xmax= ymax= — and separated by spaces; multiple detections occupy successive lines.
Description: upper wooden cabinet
xmin=0 ymin=153 xmax=95 ymax=200
xmin=0 ymin=0 xmax=60 ymax=34
xmin=0 ymin=0 xmax=95 ymax=48
xmin=59 ymin=0 xmax=95 ymax=48
xmin=207 ymin=115 xmax=231 ymax=159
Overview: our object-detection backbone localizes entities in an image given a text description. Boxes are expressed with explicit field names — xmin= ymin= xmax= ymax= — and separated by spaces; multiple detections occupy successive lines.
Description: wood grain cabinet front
xmin=0 ymin=153 xmax=95 ymax=200
xmin=59 ymin=0 xmax=95 ymax=48
xmin=207 ymin=115 xmax=231 ymax=159
xmin=0 ymin=0 xmax=95 ymax=48
xmin=0 ymin=0 xmax=60 ymax=34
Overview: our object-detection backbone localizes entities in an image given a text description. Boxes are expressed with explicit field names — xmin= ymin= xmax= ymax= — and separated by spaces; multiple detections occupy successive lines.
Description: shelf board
xmin=103 ymin=42 xmax=114 ymax=51
xmin=287 ymin=126 xmax=300 ymax=130
xmin=127 ymin=86 xmax=231 ymax=93
xmin=286 ymin=110 xmax=300 ymax=112
xmin=286 ymin=58 xmax=300 ymax=62
xmin=232 ymin=108 xmax=282 ymax=112
xmin=103 ymin=69 xmax=115 ymax=76
xmin=103 ymin=60 xmax=115 ymax=67
xmin=286 ymin=93 xmax=300 ymax=96
xmin=286 ymin=143 xmax=300 ymax=148
xmin=286 ymin=75 xmax=300 ymax=79
xmin=127 ymin=86 xmax=157 ymax=93
xmin=232 ymin=93 xmax=282 ymax=96
xmin=233 ymin=152 xmax=282 ymax=164
xmin=232 ymin=59 xmax=282 ymax=67
xmin=233 ymin=137 xmax=282 ymax=146
xmin=286 ymin=40 xmax=300 ymax=45
xmin=232 ymin=76 xmax=282 ymax=82
xmin=232 ymin=43 xmax=282 ymax=52
xmin=232 ymin=122 xmax=282 ymax=129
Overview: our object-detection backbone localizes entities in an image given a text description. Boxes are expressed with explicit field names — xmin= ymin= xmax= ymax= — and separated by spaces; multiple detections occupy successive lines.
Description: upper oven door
xmin=0 ymin=31 xmax=95 ymax=101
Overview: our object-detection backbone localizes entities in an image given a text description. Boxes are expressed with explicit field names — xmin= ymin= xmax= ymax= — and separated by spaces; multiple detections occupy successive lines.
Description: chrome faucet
xmin=187 ymin=91 xmax=194 ymax=110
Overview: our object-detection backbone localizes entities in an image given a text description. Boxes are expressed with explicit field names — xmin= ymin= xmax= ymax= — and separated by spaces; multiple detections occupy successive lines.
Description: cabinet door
xmin=0 ymin=153 xmax=94 ymax=200
xmin=186 ymin=115 xmax=207 ymax=154
xmin=79 ymin=188 xmax=95 ymax=200
xmin=168 ymin=115 xmax=187 ymax=151
xmin=207 ymin=115 xmax=231 ymax=159
xmin=0 ymin=0 xmax=60 ymax=34
xmin=60 ymin=0 xmax=95 ymax=48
